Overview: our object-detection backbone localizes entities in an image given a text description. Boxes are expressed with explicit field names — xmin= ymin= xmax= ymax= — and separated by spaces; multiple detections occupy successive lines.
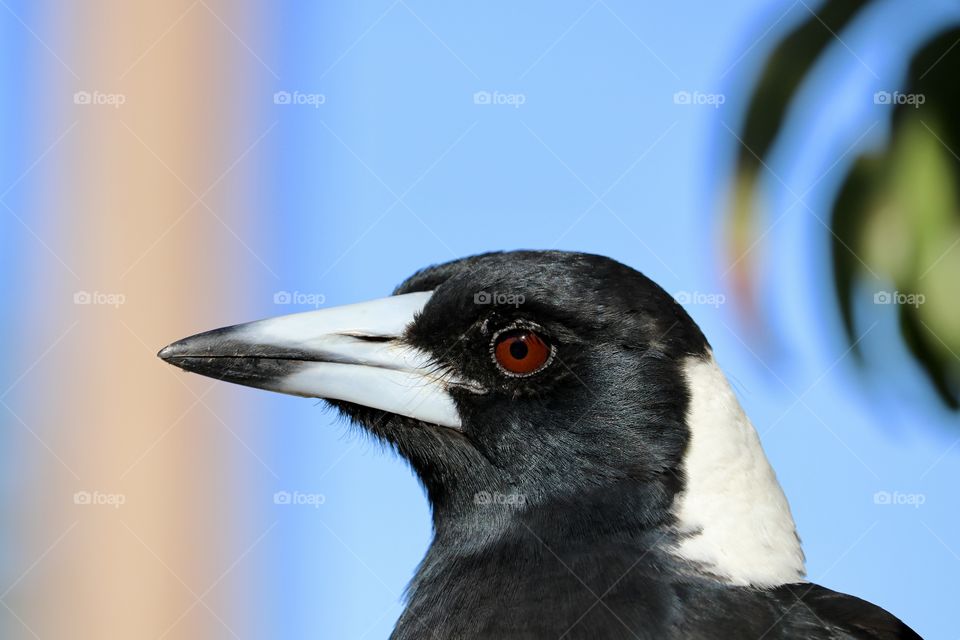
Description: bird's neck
xmin=667 ymin=354 xmax=806 ymax=587
xmin=413 ymin=353 xmax=806 ymax=592
xmin=422 ymin=473 xmax=685 ymax=578
xmin=420 ymin=354 xmax=808 ymax=590
xmin=396 ymin=510 xmax=675 ymax=640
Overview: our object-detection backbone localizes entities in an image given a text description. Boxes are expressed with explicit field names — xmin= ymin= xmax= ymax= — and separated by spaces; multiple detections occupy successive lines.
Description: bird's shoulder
xmin=768 ymin=583 xmax=921 ymax=640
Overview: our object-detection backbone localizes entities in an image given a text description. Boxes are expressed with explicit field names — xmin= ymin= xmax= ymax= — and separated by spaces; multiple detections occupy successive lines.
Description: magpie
xmin=159 ymin=251 xmax=921 ymax=639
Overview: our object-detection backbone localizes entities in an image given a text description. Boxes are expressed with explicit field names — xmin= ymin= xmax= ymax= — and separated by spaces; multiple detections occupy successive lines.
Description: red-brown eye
xmin=492 ymin=329 xmax=552 ymax=376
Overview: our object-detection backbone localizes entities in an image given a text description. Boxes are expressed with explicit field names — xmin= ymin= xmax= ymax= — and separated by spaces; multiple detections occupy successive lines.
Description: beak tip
xmin=157 ymin=342 xmax=182 ymax=362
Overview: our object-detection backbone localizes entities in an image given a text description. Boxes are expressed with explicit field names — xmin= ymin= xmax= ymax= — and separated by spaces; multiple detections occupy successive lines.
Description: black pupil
xmin=509 ymin=338 xmax=529 ymax=360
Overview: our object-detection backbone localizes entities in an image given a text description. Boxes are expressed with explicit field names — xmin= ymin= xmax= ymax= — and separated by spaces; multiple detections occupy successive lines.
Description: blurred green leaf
xmin=727 ymin=0 xmax=870 ymax=332
xmin=729 ymin=4 xmax=960 ymax=409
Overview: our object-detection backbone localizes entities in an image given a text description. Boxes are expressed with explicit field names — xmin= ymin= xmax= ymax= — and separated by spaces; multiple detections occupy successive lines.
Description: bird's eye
xmin=492 ymin=328 xmax=553 ymax=377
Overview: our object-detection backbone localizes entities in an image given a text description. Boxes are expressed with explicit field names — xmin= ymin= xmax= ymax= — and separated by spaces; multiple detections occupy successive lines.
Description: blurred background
xmin=1 ymin=1 xmax=957 ymax=638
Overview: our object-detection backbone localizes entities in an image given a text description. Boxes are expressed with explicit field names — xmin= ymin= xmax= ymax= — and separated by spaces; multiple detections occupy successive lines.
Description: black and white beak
xmin=157 ymin=292 xmax=464 ymax=429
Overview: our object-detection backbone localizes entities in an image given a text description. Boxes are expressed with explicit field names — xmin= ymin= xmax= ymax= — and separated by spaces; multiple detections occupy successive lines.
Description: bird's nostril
xmin=342 ymin=334 xmax=395 ymax=343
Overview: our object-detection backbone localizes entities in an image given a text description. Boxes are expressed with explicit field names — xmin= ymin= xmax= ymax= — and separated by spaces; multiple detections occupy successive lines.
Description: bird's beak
xmin=157 ymin=291 xmax=463 ymax=429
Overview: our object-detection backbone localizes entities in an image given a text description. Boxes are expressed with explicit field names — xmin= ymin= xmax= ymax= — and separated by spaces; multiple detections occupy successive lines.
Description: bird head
xmin=160 ymin=250 xmax=803 ymax=586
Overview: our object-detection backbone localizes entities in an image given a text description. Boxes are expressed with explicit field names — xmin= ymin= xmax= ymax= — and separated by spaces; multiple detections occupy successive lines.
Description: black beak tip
xmin=156 ymin=336 xmax=211 ymax=376
xmin=158 ymin=337 xmax=193 ymax=363
xmin=157 ymin=327 xmax=230 ymax=364
xmin=157 ymin=344 xmax=175 ymax=361
xmin=158 ymin=335 xmax=198 ymax=366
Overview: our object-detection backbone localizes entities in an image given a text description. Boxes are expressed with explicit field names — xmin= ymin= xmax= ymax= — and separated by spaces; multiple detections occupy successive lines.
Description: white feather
xmin=670 ymin=353 xmax=806 ymax=587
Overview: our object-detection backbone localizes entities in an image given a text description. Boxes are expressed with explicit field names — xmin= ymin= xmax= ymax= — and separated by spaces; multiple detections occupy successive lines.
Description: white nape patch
xmin=670 ymin=353 xmax=806 ymax=587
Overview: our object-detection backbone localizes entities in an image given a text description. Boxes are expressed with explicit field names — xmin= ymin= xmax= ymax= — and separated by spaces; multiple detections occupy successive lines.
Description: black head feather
xmin=332 ymin=250 xmax=709 ymax=542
